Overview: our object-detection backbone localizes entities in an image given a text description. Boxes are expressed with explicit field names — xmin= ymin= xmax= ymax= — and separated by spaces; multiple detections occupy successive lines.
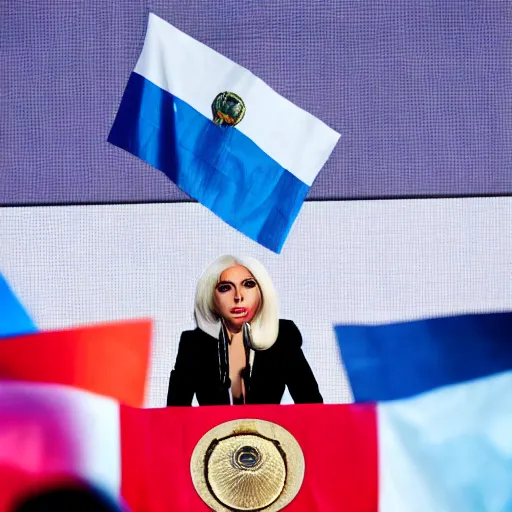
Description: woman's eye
xmin=244 ymin=280 xmax=256 ymax=288
xmin=217 ymin=284 xmax=231 ymax=293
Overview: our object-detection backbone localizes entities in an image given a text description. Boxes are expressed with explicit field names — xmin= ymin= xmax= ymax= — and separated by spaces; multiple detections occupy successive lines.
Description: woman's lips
xmin=230 ymin=307 xmax=248 ymax=316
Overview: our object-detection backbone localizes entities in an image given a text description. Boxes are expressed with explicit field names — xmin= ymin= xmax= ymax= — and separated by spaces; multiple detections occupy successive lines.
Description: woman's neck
xmin=224 ymin=322 xmax=242 ymax=339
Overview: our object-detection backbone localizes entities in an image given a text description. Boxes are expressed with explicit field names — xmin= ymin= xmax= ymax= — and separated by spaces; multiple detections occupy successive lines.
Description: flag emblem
xmin=212 ymin=91 xmax=246 ymax=126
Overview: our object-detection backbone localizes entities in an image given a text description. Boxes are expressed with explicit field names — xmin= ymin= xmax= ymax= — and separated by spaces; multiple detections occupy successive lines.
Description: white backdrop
xmin=1 ymin=198 xmax=511 ymax=406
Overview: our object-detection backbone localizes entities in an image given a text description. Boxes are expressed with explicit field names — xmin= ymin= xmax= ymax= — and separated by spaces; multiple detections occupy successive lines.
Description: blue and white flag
xmin=108 ymin=13 xmax=340 ymax=253
xmin=335 ymin=311 xmax=512 ymax=511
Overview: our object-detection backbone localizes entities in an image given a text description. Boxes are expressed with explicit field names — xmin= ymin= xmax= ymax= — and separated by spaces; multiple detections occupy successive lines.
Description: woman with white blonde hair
xmin=167 ymin=255 xmax=322 ymax=406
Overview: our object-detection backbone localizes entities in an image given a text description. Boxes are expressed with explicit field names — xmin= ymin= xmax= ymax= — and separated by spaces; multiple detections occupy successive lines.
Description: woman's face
xmin=213 ymin=265 xmax=262 ymax=331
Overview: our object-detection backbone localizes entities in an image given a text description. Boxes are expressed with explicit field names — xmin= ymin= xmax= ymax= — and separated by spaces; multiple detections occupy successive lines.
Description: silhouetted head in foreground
xmin=13 ymin=484 xmax=122 ymax=512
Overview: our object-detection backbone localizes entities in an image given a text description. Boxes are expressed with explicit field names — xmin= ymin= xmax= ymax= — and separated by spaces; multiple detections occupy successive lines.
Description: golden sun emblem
xmin=191 ymin=419 xmax=305 ymax=512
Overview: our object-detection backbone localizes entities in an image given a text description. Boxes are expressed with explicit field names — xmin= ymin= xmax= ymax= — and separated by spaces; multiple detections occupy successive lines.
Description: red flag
xmin=0 ymin=320 xmax=151 ymax=406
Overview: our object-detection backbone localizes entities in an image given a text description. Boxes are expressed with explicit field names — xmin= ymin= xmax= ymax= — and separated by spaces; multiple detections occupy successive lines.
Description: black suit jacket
xmin=167 ymin=319 xmax=323 ymax=406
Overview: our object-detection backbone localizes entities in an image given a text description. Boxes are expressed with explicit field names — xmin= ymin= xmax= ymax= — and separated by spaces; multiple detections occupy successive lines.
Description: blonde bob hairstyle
xmin=194 ymin=255 xmax=279 ymax=350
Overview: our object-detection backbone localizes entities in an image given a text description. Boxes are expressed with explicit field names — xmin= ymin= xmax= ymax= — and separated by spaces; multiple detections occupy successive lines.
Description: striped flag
xmin=108 ymin=13 xmax=340 ymax=254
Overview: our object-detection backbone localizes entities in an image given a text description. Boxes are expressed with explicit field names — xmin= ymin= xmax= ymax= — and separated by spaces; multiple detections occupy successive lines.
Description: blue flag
xmin=0 ymin=274 xmax=37 ymax=338
xmin=336 ymin=311 xmax=512 ymax=402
